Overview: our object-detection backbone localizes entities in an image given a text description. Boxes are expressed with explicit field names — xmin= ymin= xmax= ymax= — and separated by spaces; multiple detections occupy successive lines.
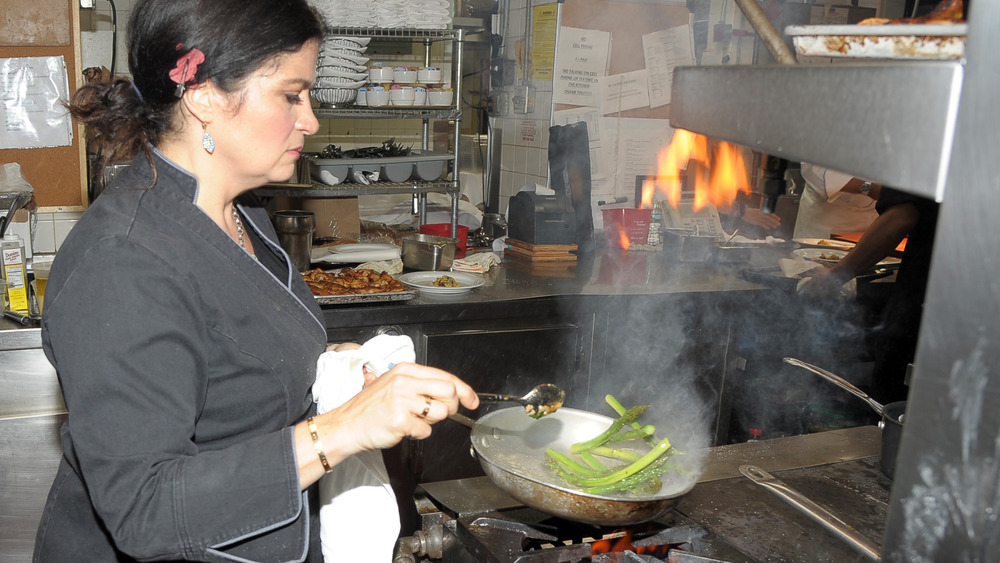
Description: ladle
xmin=477 ymin=383 xmax=566 ymax=419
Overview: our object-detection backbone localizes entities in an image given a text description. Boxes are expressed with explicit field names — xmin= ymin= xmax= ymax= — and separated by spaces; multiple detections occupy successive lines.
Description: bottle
xmin=1 ymin=231 xmax=30 ymax=314
xmin=747 ymin=427 xmax=764 ymax=443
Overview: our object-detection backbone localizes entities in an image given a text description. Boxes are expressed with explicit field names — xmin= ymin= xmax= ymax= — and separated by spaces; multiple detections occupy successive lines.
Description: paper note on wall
xmin=641 ymin=25 xmax=694 ymax=109
xmin=531 ymin=4 xmax=559 ymax=81
xmin=553 ymin=27 xmax=611 ymax=107
xmin=599 ymin=69 xmax=650 ymax=115
xmin=0 ymin=56 xmax=73 ymax=149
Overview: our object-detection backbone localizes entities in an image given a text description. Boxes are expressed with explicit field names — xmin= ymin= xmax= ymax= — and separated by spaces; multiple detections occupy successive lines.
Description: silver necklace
xmin=232 ymin=208 xmax=246 ymax=250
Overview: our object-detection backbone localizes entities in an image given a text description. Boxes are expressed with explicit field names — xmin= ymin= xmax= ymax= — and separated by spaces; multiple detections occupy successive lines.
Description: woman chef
xmin=33 ymin=1 xmax=478 ymax=561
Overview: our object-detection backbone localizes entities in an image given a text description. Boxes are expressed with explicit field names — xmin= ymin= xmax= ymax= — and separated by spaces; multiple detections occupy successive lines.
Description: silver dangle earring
xmin=201 ymin=121 xmax=215 ymax=154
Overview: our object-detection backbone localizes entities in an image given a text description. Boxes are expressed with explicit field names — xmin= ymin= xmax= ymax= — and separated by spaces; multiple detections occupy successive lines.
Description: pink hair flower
xmin=169 ymin=47 xmax=205 ymax=97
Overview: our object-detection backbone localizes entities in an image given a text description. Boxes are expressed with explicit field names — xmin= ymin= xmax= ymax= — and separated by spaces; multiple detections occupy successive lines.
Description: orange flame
xmin=589 ymin=528 xmax=673 ymax=557
xmin=641 ymin=129 xmax=750 ymax=213
xmin=617 ymin=225 xmax=631 ymax=249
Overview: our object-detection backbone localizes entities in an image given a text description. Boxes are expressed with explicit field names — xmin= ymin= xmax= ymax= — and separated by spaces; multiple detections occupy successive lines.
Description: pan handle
xmin=783 ymin=357 xmax=885 ymax=417
xmin=447 ymin=413 xmax=476 ymax=429
xmin=740 ymin=465 xmax=880 ymax=561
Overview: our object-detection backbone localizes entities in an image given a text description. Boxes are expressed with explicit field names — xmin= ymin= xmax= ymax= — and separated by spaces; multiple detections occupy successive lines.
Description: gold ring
xmin=420 ymin=396 xmax=432 ymax=418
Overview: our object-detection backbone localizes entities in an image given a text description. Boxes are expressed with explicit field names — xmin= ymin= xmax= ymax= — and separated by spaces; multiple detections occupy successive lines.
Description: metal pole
xmin=732 ymin=0 xmax=796 ymax=64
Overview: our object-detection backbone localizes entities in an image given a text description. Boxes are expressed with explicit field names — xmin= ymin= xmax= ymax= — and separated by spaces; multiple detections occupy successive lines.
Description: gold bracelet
xmin=307 ymin=416 xmax=332 ymax=473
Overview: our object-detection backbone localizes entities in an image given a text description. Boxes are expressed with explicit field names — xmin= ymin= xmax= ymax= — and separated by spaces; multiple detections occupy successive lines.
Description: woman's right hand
xmin=297 ymin=363 xmax=478 ymax=487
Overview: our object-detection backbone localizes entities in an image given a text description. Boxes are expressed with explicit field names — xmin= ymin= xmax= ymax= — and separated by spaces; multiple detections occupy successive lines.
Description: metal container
xmin=271 ymin=210 xmax=315 ymax=272
xmin=401 ymin=234 xmax=457 ymax=271
xmin=661 ymin=228 xmax=715 ymax=262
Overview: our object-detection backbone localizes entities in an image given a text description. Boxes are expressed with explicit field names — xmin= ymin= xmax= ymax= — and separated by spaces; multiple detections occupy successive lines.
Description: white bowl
xmin=426 ymin=90 xmax=453 ymax=107
xmin=316 ymin=76 xmax=366 ymax=89
xmin=368 ymin=66 xmax=394 ymax=83
xmin=390 ymin=87 xmax=415 ymax=106
xmin=393 ymin=68 xmax=417 ymax=83
xmin=311 ymin=88 xmax=357 ymax=105
xmin=417 ymin=68 xmax=442 ymax=83
xmin=413 ymin=87 xmax=427 ymax=106
xmin=367 ymin=90 xmax=390 ymax=107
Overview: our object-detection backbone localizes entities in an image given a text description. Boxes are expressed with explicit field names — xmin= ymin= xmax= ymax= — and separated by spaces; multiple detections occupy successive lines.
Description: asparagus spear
xmin=606 ymin=394 xmax=660 ymax=447
xmin=606 ymin=424 xmax=656 ymax=444
xmin=569 ymin=405 xmax=648 ymax=454
xmin=588 ymin=446 xmax=643 ymax=463
xmin=550 ymin=435 xmax=672 ymax=488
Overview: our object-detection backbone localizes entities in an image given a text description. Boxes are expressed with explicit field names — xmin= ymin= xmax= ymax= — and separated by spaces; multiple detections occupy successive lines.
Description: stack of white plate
xmin=312 ymin=36 xmax=371 ymax=106
xmin=373 ymin=0 xmax=407 ymax=28
xmin=313 ymin=0 xmax=451 ymax=30
xmin=314 ymin=0 xmax=376 ymax=27
xmin=405 ymin=0 xmax=451 ymax=29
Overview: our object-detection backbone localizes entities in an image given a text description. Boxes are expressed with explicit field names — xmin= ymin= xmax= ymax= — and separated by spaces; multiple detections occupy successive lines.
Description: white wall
xmin=491 ymin=0 xmax=555 ymax=216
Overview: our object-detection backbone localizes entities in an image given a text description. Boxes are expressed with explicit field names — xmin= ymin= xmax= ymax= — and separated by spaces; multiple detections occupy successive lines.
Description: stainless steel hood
xmin=669 ymin=2 xmax=1000 ymax=559
xmin=670 ymin=62 xmax=963 ymax=202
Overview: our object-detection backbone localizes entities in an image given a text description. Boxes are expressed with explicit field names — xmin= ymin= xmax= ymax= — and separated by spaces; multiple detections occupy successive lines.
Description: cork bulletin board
xmin=558 ymin=0 xmax=691 ymax=120
xmin=0 ymin=0 xmax=86 ymax=209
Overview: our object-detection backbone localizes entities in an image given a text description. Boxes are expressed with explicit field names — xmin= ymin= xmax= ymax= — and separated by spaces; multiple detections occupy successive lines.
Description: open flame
xmin=589 ymin=527 xmax=673 ymax=558
xmin=617 ymin=224 xmax=631 ymax=250
xmin=641 ymin=129 xmax=751 ymax=213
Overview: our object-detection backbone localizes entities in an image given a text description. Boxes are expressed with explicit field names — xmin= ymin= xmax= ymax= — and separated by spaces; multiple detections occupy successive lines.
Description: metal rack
xmin=260 ymin=28 xmax=468 ymax=235
xmin=669 ymin=5 xmax=1000 ymax=559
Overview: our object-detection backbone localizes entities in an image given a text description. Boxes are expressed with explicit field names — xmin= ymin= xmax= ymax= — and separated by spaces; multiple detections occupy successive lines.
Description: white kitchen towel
xmin=312 ymin=334 xmax=416 ymax=562
xmin=451 ymin=252 xmax=501 ymax=273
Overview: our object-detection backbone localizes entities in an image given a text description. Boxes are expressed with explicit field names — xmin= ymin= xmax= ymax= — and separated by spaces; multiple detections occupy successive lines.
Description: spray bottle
xmin=1 ymin=231 xmax=30 ymax=314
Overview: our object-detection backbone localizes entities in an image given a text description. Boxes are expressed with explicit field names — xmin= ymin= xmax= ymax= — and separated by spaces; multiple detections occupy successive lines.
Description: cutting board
xmin=506 ymin=239 xmax=578 ymax=262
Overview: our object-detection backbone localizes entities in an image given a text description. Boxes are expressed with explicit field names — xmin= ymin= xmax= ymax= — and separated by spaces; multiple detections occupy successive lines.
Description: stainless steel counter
xmin=0 ymin=327 xmax=63 ymax=563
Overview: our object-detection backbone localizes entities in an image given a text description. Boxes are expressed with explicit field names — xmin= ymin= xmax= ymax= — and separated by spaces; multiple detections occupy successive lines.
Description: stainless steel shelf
xmin=327 ymin=28 xmax=465 ymax=41
xmin=255 ymin=181 xmax=459 ymax=199
xmin=670 ymin=62 xmax=964 ymax=202
xmin=314 ymin=107 xmax=460 ymax=120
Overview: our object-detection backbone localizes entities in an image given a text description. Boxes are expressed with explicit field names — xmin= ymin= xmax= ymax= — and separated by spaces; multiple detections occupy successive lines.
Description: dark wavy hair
xmin=69 ymin=0 xmax=325 ymax=173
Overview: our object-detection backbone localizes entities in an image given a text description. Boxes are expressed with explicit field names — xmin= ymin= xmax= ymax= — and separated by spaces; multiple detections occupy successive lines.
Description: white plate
xmin=398 ymin=271 xmax=484 ymax=294
xmin=793 ymin=238 xmax=855 ymax=250
xmin=792 ymin=247 xmax=902 ymax=268
xmin=311 ymin=243 xmax=400 ymax=264
xmin=794 ymin=248 xmax=849 ymax=264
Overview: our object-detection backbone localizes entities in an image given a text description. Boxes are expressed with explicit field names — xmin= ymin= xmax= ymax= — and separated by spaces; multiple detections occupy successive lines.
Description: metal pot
xmin=784 ymin=358 xmax=905 ymax=478
xmin=463 ymin=407 xmax=696 ymax=526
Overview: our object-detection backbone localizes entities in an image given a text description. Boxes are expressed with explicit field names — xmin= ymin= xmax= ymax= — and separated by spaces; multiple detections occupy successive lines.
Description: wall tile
xmin=31 ymin=214 xmax=56 ymax=255
xmin=53 ymin=212 xmax=83 ymax=251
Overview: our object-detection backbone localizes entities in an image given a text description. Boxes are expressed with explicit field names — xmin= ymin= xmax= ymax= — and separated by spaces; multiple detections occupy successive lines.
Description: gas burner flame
xmin=590 ymin=527 xmax=673 ymax=558
xmin=641 ymin=129 xmax=751 ymax=213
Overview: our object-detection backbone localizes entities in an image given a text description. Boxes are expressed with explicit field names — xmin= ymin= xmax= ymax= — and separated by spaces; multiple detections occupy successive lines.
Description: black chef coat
xmin=34 ymin=148 xmax=328 ymax=562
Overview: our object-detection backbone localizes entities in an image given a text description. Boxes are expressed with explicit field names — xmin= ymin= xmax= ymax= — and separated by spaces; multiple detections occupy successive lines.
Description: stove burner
xmin=456 ymin=516 xmax=592 ymax=562
xmin=403 ymin=479 xmax=748 ymax=563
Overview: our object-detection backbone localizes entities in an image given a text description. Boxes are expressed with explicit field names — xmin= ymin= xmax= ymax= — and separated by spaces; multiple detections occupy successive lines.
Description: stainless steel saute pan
xmin=458 ymin=407 xmax=698 ymax=526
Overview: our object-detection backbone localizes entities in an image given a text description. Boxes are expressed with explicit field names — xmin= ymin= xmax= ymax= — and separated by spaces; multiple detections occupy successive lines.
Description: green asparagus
xmin=546 ymin=394 xmax=680 ymax=495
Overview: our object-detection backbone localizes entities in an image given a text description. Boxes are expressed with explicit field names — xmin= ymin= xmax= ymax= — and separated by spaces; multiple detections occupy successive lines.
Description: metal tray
xmin=786 ymin=24 xmax=966 ymax=60
xmin=313 ymin=290 xmax=417 ymax=305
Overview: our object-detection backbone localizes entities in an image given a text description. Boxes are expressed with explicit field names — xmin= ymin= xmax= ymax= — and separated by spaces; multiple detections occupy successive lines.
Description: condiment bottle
xmin=1 ymin=231 xmax=30 ymax=314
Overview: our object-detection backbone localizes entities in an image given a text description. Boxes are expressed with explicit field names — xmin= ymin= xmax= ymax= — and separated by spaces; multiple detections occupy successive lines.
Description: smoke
xmin=564 ymin=246 xmax=880 ymax=490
